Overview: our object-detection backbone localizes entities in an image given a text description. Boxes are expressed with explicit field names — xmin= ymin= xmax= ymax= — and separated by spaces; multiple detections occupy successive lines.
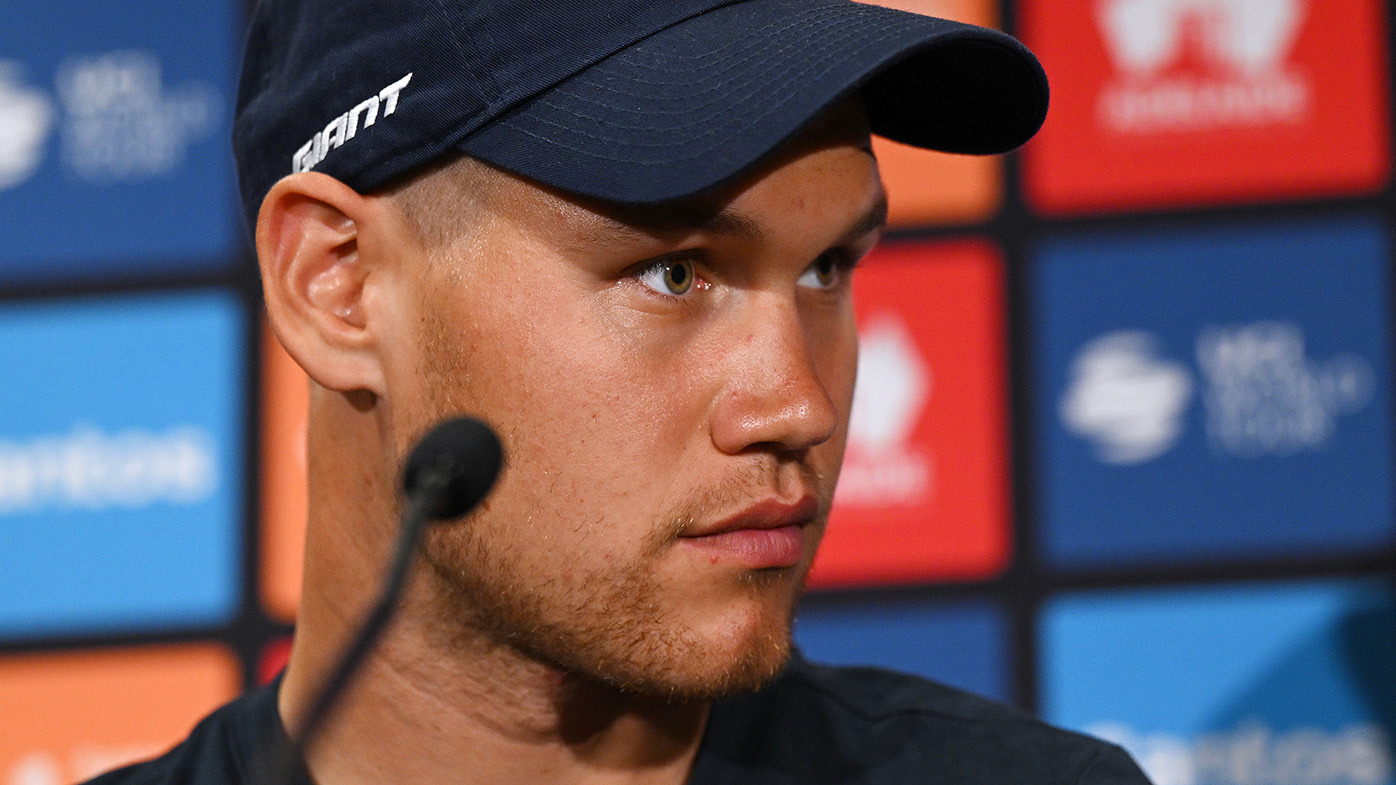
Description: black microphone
xmin=260 ymin=416 xmax=503 ymax=785
xmin=402 ymin=416 xmax=504 ymax=521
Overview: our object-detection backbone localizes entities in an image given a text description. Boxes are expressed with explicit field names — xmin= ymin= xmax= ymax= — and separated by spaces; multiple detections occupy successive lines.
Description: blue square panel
xmin=795 ymin=595 xmax=1010 ymax=703
xmin=0 ymin=0 xmax=243 ymax=281
xmin=0 ymin=290 xmax=244 ymax=638
xmin=1030 ymin=216 xmax=1394 ymax=569
xmin=1041 ymin=580 xmax=1396 ymax=785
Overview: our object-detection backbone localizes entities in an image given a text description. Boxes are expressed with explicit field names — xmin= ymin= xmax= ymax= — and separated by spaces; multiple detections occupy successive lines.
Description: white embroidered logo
xmin=291 ymin=72 xmax=412 ymax=174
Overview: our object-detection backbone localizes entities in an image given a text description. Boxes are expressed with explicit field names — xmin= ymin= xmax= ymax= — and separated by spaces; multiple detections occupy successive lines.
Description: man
xmin=91 ymin=0 xmax=1153 ymax=783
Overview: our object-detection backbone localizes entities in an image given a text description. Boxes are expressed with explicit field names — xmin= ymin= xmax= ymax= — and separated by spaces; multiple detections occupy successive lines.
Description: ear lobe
xmin=257 ymin=172 xmax=388 ymax=396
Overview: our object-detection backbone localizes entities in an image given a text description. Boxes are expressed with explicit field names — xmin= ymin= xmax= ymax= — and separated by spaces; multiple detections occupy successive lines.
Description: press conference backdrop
xmin=2 ymin=1 xmax=1393 ymax=783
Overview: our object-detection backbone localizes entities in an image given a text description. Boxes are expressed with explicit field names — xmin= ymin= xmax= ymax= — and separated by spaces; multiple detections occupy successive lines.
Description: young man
xmin=91 ymin=0 xmax=1152 ymax=783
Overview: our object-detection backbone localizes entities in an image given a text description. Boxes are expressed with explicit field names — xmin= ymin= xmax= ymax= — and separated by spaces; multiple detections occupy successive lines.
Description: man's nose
xmin=708 ymin=297 xmax=842 ymax=456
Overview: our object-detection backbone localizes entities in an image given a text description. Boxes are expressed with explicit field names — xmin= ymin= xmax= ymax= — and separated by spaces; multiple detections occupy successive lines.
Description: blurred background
xmin=1 ymin=1 xmax=1392 ymax=784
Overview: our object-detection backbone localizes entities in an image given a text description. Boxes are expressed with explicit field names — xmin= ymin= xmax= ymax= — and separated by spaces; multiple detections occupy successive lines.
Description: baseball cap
xmin=233 ymin=0 xmax=1048 ymax=227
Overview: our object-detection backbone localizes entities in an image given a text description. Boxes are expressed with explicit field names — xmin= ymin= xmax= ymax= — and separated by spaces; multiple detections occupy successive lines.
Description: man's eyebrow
xmin=844 ymin=193 xmax=889 ymax=242
xmin=586 ymin=192 xmax=887 ymax=246
xmin=585 ymin=202 xmax=766 ymax=244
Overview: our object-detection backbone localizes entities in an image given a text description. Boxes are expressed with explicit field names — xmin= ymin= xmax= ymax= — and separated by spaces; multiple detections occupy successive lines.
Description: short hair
xmin=379 ymin=154 xmax=504 ymax=251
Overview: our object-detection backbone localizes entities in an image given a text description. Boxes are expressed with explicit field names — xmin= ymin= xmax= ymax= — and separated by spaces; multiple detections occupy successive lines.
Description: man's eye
xmin=637 ymin=258 xmax=697 ymax=296
xmin=797 ymin=253 xmax=841 ymax=290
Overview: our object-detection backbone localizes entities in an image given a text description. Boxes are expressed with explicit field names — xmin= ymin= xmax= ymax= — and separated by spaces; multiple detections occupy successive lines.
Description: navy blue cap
xmin=233 ymin=0 xmax=1048 ymax=228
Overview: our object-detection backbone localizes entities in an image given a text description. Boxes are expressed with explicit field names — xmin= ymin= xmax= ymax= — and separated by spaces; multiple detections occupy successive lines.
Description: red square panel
xmin=1021 ymin=0 xmax=1390 ymax=213
xmin=809 ymin=239 xmax=1011 ymax=587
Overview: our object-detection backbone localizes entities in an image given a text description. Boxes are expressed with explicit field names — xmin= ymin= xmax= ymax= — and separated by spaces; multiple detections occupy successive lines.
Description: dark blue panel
xmin=1030 ymin=215 xmax=1394 ymax=568
xmin=0 ymin=0 xmax=242 ymax=280
xmin=794 ymin=596 xmax=1011 ymax=703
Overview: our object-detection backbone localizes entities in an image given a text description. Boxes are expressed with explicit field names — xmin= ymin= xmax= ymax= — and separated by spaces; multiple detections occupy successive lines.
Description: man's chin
xmin=579 ymin=633 xmax=794 ymax=703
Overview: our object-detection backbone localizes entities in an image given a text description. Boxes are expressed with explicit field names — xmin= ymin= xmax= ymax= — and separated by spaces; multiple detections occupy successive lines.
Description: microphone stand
xmin=257 ymin=417 xmax=502 ymax=785
xmin=291 ymin=467 xmax=449 ymax=750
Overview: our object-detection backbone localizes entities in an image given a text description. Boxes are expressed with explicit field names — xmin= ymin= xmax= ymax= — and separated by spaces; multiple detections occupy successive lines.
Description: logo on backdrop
xmin=1061 ymin=331 xmax=1194 ymax=465
xmin=1096 ymin=0 xmax=1309 ymax=133
xmin=1086 ymin=721 xmax=1391 ymax=785
xmin=1062 ymin=321 xmax=1373 ymax=465
xmin=841 ymin=312 xmax=933 ymax=506
xmin=0 ymin=425 xmax=217 ymax=517
xmin=1042 ymin=581 xmax=1396 ymax=785
xmin=0 ymin=51 xmax=218 ymax=193
xmin=0 ymin=62 xmax=55 ymax=191
xmin=8 ymin=746 xmax=160 ymax=785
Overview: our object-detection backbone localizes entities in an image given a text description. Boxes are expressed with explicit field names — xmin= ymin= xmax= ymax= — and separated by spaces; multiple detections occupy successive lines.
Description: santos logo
xmin=1088 ymin=721 xmax=1392 ymax=785
xmin=0 ymin=51 xmax=218 ymax=192
xmin=839 ymin=313 xmax=933 ymax=506
xmin=1061 ymin=321 xmax=1374 ymax=465
xmin=0 ymin=425 xmax=218 ymax=516
xmin=1095 ymin=0 xmax=1309 ymax=132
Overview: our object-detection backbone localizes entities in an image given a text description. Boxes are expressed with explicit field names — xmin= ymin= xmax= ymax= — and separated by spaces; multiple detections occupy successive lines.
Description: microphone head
xmin=402 ymin=417 xmax=504 ymax=520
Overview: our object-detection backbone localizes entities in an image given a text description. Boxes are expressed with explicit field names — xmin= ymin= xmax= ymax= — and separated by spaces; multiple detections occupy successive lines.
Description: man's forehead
xmin=522 ymin=101 xmax=883 ymax=248
xmin=576 ymin=189 xmax=889 ymax=250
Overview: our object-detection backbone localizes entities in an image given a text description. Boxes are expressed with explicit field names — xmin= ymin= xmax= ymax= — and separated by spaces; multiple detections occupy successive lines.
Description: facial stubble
xmin=411 ymin=308 xmax=811 ymax=702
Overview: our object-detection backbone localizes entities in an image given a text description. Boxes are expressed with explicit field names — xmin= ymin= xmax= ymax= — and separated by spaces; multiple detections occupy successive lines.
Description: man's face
xmin=389 ymin=107 xmax=885 ymax=699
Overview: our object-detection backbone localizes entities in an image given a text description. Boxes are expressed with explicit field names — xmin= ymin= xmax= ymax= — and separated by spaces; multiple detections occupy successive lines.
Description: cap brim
xmin=457 ymin=0 xmax=1048 ymax=205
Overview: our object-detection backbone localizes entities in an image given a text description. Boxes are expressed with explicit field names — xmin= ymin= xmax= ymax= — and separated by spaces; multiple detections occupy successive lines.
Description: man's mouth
xmin=677 ymin=496 xmax=818 ymax=569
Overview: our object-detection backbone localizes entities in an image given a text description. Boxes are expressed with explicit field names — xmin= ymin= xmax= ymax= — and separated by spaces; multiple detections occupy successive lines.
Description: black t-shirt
xmin=84 ymin=655 xmax=1152 ymax=785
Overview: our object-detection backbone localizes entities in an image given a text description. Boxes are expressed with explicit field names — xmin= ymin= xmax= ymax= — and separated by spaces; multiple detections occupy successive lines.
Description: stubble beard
xmin=410 ymin=310 xmax=809 ymax=703
xmin=419 ymin=511 xmax=803 ymax=702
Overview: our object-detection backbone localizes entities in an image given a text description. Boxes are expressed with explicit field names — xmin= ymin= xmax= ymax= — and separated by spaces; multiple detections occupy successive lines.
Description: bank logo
xmin=1043 ymin=581 xmax=1396 ymax=785
xmin=842 ymin=313 xmax=933 ymax=506
xmin=1096 ymin=0 xmax=1309 ymax=132
xmin=1062 ymin=321 xmax=1373 ymax=465
xmin=0 ymin=62 xmax=55 ymax=191
xmin=1087 ymin=721 xmax=1391 ymax=785
xmin=0 ymin=426 xmax=217 ymax=518
xmin=1061 ymin=331 xmax=1194 ymax=465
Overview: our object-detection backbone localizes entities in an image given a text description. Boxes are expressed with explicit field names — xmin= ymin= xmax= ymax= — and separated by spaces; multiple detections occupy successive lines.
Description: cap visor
xmin=457 ymin=0 xmax=1047 ymax=205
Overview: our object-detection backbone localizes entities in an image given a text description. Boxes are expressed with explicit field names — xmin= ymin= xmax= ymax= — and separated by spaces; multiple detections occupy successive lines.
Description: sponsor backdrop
xmin=2 ymin=1 xmax=1393 ymax=783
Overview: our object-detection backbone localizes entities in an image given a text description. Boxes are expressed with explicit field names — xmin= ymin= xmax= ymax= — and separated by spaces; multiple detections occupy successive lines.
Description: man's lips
xmin=677 ymin=496 xmax=819 ymax=569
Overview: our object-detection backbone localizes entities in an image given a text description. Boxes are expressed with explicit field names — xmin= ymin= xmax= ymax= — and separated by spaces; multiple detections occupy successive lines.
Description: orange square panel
xmin=261 ymin=319 xmax=309 ymax=622
xmin=1022 ymin=0 xmax=1391 ymax=213
xmin=0 ymin=644 xmax=239 ymax=783
xmin=810 ymin=238 xmax=1012 ymax=587
xmin=864 ymin=0 xmax=1004 ymax=227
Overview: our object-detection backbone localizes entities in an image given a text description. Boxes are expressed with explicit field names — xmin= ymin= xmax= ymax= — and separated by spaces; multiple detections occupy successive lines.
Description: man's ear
xmin=256 ymin=172 xmax=393 ymax=396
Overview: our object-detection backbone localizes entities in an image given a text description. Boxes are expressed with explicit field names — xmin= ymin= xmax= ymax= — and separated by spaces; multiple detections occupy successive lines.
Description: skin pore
xmin=258 ymin=102 xmax=886 ymax=785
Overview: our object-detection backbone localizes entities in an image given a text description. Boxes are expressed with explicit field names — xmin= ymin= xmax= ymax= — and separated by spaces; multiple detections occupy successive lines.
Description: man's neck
xmin=280 ymin=395 xmax=710 ymax=785
xmin=280 ymin=596 xmax=711 ymax=785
